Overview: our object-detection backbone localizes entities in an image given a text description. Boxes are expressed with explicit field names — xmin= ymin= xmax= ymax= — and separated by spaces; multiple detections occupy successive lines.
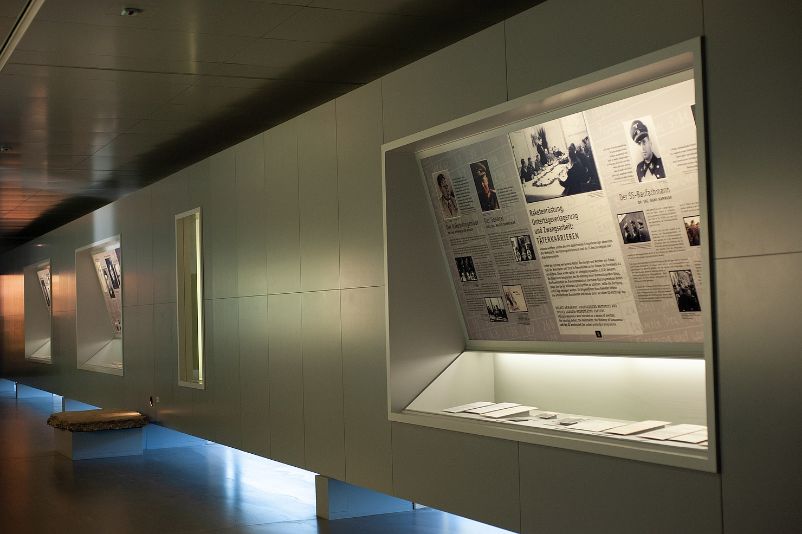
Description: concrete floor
xmin=0 ymin=380 xmax=509 ymax=533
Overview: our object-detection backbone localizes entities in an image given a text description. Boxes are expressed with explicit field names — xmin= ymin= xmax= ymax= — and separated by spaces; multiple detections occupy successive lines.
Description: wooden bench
xmin=47 ymin=409 xmax=149 ymax=460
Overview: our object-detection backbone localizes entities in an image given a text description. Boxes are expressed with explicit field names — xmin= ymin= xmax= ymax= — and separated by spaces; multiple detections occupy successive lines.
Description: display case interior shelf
xmin=383 ymin=39 xmax=716 ymax=472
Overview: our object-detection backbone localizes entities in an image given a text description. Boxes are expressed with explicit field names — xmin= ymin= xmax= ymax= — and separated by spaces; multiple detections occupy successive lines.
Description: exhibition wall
xmin=1 ymin=1 xmax=799 ymax=533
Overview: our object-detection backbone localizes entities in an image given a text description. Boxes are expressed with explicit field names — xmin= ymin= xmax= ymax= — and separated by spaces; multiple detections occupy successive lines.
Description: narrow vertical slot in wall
xmin=176 ymin=208 xmax=204 ymax=389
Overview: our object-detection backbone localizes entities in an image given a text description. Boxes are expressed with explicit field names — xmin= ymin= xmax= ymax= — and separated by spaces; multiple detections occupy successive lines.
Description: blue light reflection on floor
xmin=0 ymin=379 xmax=512 ymax=533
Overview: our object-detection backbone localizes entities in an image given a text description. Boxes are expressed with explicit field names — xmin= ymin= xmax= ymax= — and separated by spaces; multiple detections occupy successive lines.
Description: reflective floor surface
xmin=0 ymin=380 xmax=510 ymax=534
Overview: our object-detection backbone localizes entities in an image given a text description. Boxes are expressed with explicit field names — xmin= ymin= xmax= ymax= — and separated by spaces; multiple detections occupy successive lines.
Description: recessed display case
xmin=383 ymin=39 xmax=716 ymax=471
xmin=75 ymin=236 xmax=123 ymax=375
xmin=176 ymin=208 xmax=205 ymax=389
xmin=24 ymin=260 xmax=52 ymax=363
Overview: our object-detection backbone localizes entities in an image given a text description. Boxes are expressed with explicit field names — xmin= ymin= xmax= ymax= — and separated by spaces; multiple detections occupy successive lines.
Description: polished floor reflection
xmin=0 ymin=380 xmax=509 ymax=533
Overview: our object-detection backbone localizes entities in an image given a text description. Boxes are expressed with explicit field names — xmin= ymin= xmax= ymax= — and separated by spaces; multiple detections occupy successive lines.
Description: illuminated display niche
xmin=383 ymin=40 xmax=716 ymax=471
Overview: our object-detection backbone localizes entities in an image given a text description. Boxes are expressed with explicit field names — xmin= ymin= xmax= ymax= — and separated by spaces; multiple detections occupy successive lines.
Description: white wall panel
xmin=235 ymin=134 xmax=268 ymax=296
xmin=341 ymin=286 xmax=392 ymax=493
xmin=506 ymin=0 xmax=703 ymax=100
xmin=703 ymin=0 xmax=802 ymax=258
xmin=265 ymin=119 xmax=301 ymax=294
xmin=153 ymin=301 xmax=195 ymax=436
xmin=302 ymin=289 xmax=345 ymax=479
xmin=185 ymin=160 xmax=213 ymax=296
xmin=193 ymin=298 xmax=240 ymax=447
xmin=118 ymin=189 xmax=153 ymax=307
xmin=122 ymin=304 xmax=154 ymax=416
xmin=716 ymin=252 xmax=802 ymax=533
xmin=381 ymin=23 xmax=507 ymax=143
xmin=207 ymin=148 xmax=238 ymax=299
xmin=519 ymin=444 xmax=721 ymax=534
xmin=267 ymin=292 xmax=305 ymax=468
xmin=298 ymin=103 xmax=340 ymax=292
xmin=391 ymin=423 xmax=520 ymax=532
xmin=336 ymin=81 xmax=384 ymax=289
xmin=151 ymin=171 xmax=188 ymax=304
xmin=238 ymin=295 xmax=270 ymax=457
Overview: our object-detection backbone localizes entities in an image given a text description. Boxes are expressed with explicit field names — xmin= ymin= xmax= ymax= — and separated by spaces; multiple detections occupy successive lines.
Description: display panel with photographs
xmin=420 ymin=77 xmax=705 ymax=343
xmin=37 ymin=267 xmax=51 ymax=309
xmin=91 ymin=247 xmax=122 ymax=336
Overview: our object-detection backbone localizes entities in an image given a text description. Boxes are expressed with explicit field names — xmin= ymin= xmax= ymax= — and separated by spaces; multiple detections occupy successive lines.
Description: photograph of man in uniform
xmin=510 ymin=234 xmax=535 ymax=262
xmin=502 ymin=285 xmax=528 ymax=313
xmin=617 ymin=211 xmax=652 ymax=244
xmin=669 ymin=269 xmax=701 ymax=313
xmin=434 ymin=171 xmax=460 ymax=219
xmin=455 ymin=256 xmax=478 ymax=282
xmin=484 ymin=296 xmax=509 ymax=322
xmin=629 ymin=118 xmax=666 ymax=181
xmin=683 ymin=215 xmax=701 ymax=246
xmin=470 ymin=160 xmax=500 ymax=212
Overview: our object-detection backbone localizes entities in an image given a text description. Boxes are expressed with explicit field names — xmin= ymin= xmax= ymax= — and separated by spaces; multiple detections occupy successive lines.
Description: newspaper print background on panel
xmin=420 ymin=78 xmax=702 ymax=343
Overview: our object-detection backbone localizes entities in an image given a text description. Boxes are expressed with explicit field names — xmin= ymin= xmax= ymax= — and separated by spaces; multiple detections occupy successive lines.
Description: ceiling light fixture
xmin=0 ymin=0 xmax=45 ymax=72
xmin=120 ymin=7 xmax=143 ymax=16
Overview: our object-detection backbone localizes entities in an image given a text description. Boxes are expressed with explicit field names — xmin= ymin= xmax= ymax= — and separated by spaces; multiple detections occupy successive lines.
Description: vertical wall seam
xmin=334 ymin=99 xmax=348 ymax=482
xmin=296 ymin=122 xmax=306 ymax=467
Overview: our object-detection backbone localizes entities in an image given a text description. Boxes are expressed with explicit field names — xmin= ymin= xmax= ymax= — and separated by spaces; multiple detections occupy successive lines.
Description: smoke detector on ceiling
xmin=120 ymin=7 xmax=142 ymax=16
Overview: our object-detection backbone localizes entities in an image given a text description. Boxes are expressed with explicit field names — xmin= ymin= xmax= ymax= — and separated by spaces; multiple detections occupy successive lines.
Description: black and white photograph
xmin=510 ymin=112 xmax=602 ymax=203
xmin=683 ymin=215 xmax=701 ymax=246
xmin=669 ymin=270 xmax=701 ymax=312
xmin=469 ymin=160 xmax=501 ymax=212
xmin=502 ymin=285 xmax=528 ymax=313
xmin=484 ymin=296 xmax=509 ymax=322
xmin=106 ymin=257 xmax=121 ymax=289
xmin=102 ymin=267 xmax=116 ymax=299
xmin=433 ymin=170 xmax=460 ymax=219
xmin=617 ymin=211 xmax=651 ymax=244
xmin=627 ymin=116 xmax=667 ymax=182
xmin=510 ymin=234 xmax=536 ymax=262
xmin=37 ymin=268 xmax=51 ymax=308
xmin=455 ymin=256 xmax=478 ymax=282
xmin=39 ymin=278 xmax=51 ymax=307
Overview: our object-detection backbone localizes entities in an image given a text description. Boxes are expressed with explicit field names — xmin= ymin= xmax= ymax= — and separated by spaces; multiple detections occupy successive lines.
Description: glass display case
xmin=383 ymin=39 xmax=715 ymax=471
xmin=75 ymin=236 xmax=123 ymax=375
xmin=24 ymin=260 xmax=52 ymax=363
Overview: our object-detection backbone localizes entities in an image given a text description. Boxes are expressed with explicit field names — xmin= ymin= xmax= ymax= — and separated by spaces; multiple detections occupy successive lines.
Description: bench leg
xmin=54 ymin=427 xmax=144 ymax=460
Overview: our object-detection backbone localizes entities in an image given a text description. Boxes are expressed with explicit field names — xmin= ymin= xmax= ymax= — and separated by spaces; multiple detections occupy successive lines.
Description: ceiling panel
xmin=34 ymin=0 xmax=303 ymax=37
xmin=0 ymin=0 xmax=542 ymax=252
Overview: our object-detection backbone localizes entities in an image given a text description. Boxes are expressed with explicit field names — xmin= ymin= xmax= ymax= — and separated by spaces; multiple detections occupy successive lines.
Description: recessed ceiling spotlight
xmin=120 ymin=7 xmax=142 ymax=16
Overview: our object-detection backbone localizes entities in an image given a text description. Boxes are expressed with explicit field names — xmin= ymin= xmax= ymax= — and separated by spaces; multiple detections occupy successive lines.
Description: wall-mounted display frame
xmin=23 ymin=259 xmax=52 ymax=363
xmin=75 ymin=236 xmax=123 ymax=375
xmin=382 ymin=39 xmax=716 ymax=472
xmin=176 ymin=208 xmax=205 ymax=389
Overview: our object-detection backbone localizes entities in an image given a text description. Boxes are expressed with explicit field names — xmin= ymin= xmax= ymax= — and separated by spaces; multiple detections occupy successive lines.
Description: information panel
xmin=91 ymin=246 xmax=122 ymax=336
xmin=419 ymin=78 xmax=702 ymax=343
xmin=36 ymin=267 xmax=51 ymax=309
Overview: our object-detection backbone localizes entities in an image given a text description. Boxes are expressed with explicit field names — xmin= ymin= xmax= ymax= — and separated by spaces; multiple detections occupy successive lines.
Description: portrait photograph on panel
xmin=455 ymin=256 xmax=478 ymax=282
xmin=669 ymin=269 xmax=701 ymax=313
xmin=627 ymin=116 xmax=667 ymax=182
xmin=433 ymin=170 xmax=460 ymax=219
xmin=683 ymin=215 xmax=701 ymax=246
xmin=617 ymin=211 xmax=652 ymax=244
xmin=470 ymin=160 xmax=501 ymax=212
xmin=484 ymin=296 xmax=509 ymax=322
